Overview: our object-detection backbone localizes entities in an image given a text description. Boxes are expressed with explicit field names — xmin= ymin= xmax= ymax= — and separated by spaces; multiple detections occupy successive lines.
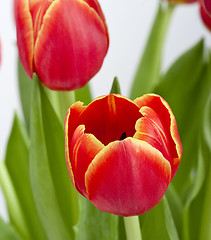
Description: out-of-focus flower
xmin=166 ymin=0 xmax=197 ymax=4
xmin=65 ymin=94 xmax=183 ymax=216
xmin=200 ymin=2 xmax=211 ymax=30
xmin=0 ymin=39 xmax=1 ymax=65
xmin=14 ymin=0 xmax=109 ymax=90
xmin=201 ymin=0 xmax=211 ymax=16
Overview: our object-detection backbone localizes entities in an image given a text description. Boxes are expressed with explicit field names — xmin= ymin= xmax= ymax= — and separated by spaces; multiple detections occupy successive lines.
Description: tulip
xmin=65 ymin=94 xmax=183 ymax=216
xmin=14 ymin=0 xmax=109 ymax=90
xmin=201 ymin=0 xmax=211 ymax=16
xmin=200 ymin=2 xmax=211 ymax=30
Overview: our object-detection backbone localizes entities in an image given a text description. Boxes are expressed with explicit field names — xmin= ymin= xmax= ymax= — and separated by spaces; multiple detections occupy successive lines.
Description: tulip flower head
xmin=200 ymin=1 xmax=211 ymax=30
xmin=166 ymin=0 xmax=197 ymax=4
xmin=14 ymin=0 xmax=109 ymax=90
xmin=65 ymin=94 xmax=183 ymax=216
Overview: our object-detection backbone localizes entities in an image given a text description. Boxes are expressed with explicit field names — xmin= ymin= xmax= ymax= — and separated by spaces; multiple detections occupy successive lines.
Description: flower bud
xmin=15 ymin=0 xmax=109 ymax=90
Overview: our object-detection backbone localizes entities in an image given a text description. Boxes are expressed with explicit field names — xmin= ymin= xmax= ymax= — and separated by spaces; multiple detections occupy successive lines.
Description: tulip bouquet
xmin=0 ymin=0 xmax=211 ymax=240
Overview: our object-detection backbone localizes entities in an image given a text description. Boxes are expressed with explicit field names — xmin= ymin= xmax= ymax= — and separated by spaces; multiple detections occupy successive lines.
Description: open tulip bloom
xmin=65 ymin=94 xmax=183 ymax=216
xmin=14 ymin=0 xmax=109 ymax=90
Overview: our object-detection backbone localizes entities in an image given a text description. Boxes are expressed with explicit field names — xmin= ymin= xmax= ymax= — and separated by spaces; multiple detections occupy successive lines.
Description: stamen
xmin=119 ymin=132 xmax=127 ymax=141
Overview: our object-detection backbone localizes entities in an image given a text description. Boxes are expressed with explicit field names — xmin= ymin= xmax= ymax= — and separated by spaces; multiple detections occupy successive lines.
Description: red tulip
xmin=200 ymin=2 xmax=211 ymax=30
xmin=14 ymin=0 xmax=109 ymax=90
xmin=201 ymin=0 xmax=211 ymax=16
xmin=65 ymin=94 xmax=183 ymax=216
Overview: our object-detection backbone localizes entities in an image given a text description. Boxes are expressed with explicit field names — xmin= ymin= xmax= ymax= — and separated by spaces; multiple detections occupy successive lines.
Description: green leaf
xmin=45 ymin=89 xmax=75 ymax=123
xmin=5 ymin=113 xmax=47 ymax=240
xmin=30 ymin=74 xmax=72 ymax=240
xmin=0 ymin=161 xmax=30 ymax=239
xmin=39 ymin=81 xmax=79 ymax=237
xmin=75 ymin=196 xmax=119 ymax=240
xmin=0 ymin=217 xmax=22 ymax=240
xmin=75 ymin=83 xmax=92 ymax=105
xmin=155 ymin=39 xmax=207 ymax=199
xmin=130 ymin=2 xmax=174 ymax=99
xmin=141 ymin=197 xmax=179 ymax=240
xmin=110 ymin=77 xmax=121 ymax=94
xmin=155 ymin=40 xmax=211 ymax=240
xmin=18 ymin=58 xmax=33 ymax=131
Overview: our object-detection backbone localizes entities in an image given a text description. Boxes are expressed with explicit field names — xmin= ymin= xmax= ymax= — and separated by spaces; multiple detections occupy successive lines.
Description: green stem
xmin=124 ymin=216 xmax=142 ymax=240
xmin=130 ymin=2 xmax=174 ymax=99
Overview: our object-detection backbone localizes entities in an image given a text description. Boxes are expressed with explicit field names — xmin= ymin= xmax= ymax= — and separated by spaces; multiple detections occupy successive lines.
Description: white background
xmin=0 ymin=0 xmax=211 ymax=221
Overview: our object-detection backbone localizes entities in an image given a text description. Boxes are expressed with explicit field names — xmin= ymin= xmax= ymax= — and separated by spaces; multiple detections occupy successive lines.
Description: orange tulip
xmin=65 ymin=94 xmax=183 ymax=216
xmin=14 ymin=0 xmax=109 ymax=90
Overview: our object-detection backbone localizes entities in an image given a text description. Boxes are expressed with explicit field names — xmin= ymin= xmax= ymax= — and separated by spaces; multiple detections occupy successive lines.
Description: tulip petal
xmin=65 ymin=101 xmax=86 ymax=144
xmin=70 ymin=126 xmax=104 ymax=197
xmin=15 ymin=0 xmax=34 ymax=78
xmin=85 ymin=138 xmax=171 ymax=216
xmin=77 ymin=94 xmax=142 ymax=145
xmin=34 ymin=0 xmax=109 ymax=90
xmin=134 ymin=94 xmax=182 ymax=178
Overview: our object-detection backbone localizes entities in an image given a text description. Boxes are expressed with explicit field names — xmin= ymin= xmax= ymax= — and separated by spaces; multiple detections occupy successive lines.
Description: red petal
xmin=15 ymin=0 xmax=34 ymax=78
xmin=77 ymin=94 xmax=142 ymax=145
xmin=70 ymin=126 xmax=104 ymax=197
xmin=85 ymin=138 xmax=171 ymax=216
xmin=134 ymin=94 xmax=182 ymax=179
xmin=34 ymin=0 xmax=109 ymax=90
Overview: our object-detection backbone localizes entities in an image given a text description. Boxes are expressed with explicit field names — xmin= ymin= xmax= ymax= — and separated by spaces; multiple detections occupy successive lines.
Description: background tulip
xmin=201 ymin=0 xmax=211 ymax=16
xmin=65 ymin=94 xmax=183 ymax=216
xmin=200 ymin=2 xmax=211 ymax=30
xmin=14 ymin=0 xmax=109 ymax=90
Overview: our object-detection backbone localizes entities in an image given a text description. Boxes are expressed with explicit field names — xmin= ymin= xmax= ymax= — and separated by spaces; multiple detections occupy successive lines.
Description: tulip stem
xmin=124 ymin=216 xmax=142 ymax=240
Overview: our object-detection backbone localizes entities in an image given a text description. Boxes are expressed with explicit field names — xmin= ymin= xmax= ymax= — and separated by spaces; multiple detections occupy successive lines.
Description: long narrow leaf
xmin=130 ymin=2 xmax=174 ymax=99
xmin=30 ymin=75 xmax=72 ymax=240
xmin=75 ymin=196 xmax=118 ymax=240
xmin=5 ymin=113 xmax=47 ymax=240
xmin=40 ymin=83 xmax=78 ymax=237
xmin=0 ymin=216 xmax=22 ymax=240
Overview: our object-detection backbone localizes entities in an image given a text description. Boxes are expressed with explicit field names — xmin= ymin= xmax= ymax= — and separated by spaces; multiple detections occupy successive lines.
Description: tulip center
xmin=78 ymin=95 xmax=142 ymax=145
xmin=119 ymin=132 xmax=127 ymax=141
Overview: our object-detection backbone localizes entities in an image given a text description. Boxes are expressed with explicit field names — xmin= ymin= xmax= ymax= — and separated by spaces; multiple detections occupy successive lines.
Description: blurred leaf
xmin=187 ymin=92 xmax=211 ymax=240
xmin=165 ymin=185 xmax=183 ymax=238
xmin=155 ymin=39 xmax=207 ymax=200
xmin=18 ymin=58 xmax=33 ymax=131
xmin=30 ymin=75 xmax=72 ymax=240
xmin=75 ymin=83 xmax=92 ymax=105
xmin=155 ymin=40 xmax=211 ymax=240
xmin=75 ymin=196 xmax=119 ymax=240
xmin=130 ymin=2 xmax=174 ymax=99
xmin=110 ymin=77 xmax=121 ymax=94
xmin=0 ymin=161 xmax=30 ymax=239
xmin=0 ymin=217 xmax=22 ymax=240
xmin=40 ymin=82 xmax=78 ymax=236
xmin=5 ymin=114 xmax=47 ymax=240
xmin=141 ymin=197 xmax=179 ymax=240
